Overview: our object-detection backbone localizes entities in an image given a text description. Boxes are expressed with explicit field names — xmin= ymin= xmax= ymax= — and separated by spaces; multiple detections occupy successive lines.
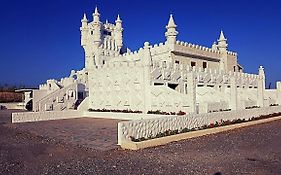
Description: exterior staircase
xmin=34 ymin=82 xmax=85 ymax=112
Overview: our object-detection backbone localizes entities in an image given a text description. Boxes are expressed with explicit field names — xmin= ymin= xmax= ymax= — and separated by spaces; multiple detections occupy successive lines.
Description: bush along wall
xmin=129 ymin=112 xmax=281 ymax=142
xmin=147 ymin=110 xmax=186 ymax=116
xmin=88 ymin=108 xmax=187 ymax=116
xmin=88 ymin=108 xmax=142 ymax=113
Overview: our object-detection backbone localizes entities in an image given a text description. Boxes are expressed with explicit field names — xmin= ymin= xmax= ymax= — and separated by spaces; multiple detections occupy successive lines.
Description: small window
xmin=191 ymin=61 xmax=196 ymax=67
xmin=103 ymin=30 xmax=111 ymax=36
xmin=203 ymin=62 xmax=207 ymax=69
xmin=234 ymin=66 xmax=236 ymax=72
xmin=163 ymin=61 xmax=167 ymax=68
xmin=91 ymin=31 xmax=94 ymax=35
xmin=175 ymin=60 xmax=179 ymax=64
xmin=102 ymin=60 xmax=106 ymax=64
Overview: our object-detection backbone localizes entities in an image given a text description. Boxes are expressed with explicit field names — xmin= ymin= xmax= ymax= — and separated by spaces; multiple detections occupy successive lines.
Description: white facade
xmin=29 ymin=7 xmax=281 ymax=114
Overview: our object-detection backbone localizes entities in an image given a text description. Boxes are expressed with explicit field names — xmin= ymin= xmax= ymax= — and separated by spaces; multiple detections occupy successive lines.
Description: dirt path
xmin=1 ymin=109 xmax=281 ymax=175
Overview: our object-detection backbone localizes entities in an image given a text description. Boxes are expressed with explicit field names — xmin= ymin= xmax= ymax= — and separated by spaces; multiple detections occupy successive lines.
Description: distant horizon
xmin=1 ymin=0 xmax=281 ymax=88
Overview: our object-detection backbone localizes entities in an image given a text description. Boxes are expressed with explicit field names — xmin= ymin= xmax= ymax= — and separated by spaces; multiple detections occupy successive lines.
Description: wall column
xmin=257 ymin=66 xmax=265 ymax=107
xmin=142 ymin=42 xmax=152 ymax=113
xmin=277 ymin=81 xmax=281 ymax=105
xmin=230 ymin=76 xmax=237 ymax=110
xmin=186 ymin=72 xmax=196 ymax=113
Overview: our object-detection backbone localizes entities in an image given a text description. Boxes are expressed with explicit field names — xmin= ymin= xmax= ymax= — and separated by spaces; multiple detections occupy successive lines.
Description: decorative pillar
xmin=257 ymin=66 xmax=265 ymax=107
xmin=230 ymin=76 xmax=237 ymax=110
xmin=217 ymin=31 xmax=228 ymax=71
xmin=165 ymin=14 xmax=178 ymax=48
xmin=277 ymin=81 xmax=281 ymax=105
xmin=142 ymin=42 xmax=152 ymax=113
xmin=186 ymin=72 xmax=196 ymax=113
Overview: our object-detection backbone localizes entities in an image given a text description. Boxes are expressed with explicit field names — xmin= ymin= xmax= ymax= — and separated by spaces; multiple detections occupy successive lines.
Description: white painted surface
xmin=118 ymin=106 xmax=281 ymax=145
xmin=12 ymin=110 xmax=83 ymax=123
xmin=84 ymin=111 xmax=173 ymax=120
xmin=21 ymin=7 xmax=280 ymax=120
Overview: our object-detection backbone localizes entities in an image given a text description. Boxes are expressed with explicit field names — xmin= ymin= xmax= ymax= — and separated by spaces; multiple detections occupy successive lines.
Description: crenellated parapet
xmin=150 ymin=42 xmax=170 ymax=56
xmin=150 ymin=60 xmax=259 ymax=88
xmin=174 ymin=40 xmax=237 ymax=60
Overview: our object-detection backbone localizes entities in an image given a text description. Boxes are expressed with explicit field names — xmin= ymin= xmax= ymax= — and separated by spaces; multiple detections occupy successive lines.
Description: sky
xmin=0 ymin=0 xmax=281 ymax=88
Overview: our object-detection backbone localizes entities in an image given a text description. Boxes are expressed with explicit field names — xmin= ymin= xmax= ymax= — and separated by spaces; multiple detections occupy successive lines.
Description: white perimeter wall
xmin=12 ymin=110 xmax=83 ymax=123
xmin=118 ymin=106 xmax=281 ymax=145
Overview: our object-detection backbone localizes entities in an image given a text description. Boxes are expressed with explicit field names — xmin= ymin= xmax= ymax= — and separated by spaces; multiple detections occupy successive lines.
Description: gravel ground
xmin=1 ymin=110 xmax=281 ymax=175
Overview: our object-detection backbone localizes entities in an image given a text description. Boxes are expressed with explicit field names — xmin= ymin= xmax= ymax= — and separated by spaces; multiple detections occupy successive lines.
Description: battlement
xmin=175 ymin=40 xmax=237 ymax=57
xmin=227 ymin=51 xmax=237 ymax=56
xmin=93 ymin=60 xmax=142 ymax=70
xmin=176 ymin=40 xmax=220 ymax=54
xmin=103 ymin=22 xmax=116 ymax=29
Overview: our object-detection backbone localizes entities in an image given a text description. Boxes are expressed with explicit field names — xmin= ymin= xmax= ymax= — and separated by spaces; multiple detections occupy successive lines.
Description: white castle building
xmin=29 ymin=7 xmax=281 ymax=114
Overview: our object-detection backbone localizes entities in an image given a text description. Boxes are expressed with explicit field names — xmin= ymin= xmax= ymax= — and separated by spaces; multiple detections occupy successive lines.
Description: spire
xmin=259 ymin=65 xmax=265 ymax=77
xmin=94 ymin=6 xmax=99 ymax=15
xmin=116 ymin=14 xmax=122 ymax=23
xmin=217 ymin=30 xmax=228 ymax=50
xmin=218 ymin=30 xmax=227 ymax=41
xmin=167 ymin=14 xmax=177 ymax=28
xmin=81 ymin=13 xmax=88 ymax=22
xmin=93 ymin=6 xmax=100 ymax=23
xmin=115 ymin=14 xmax=123 ymax=29
xmin=165 ymin=14 xmax=178 ymax=45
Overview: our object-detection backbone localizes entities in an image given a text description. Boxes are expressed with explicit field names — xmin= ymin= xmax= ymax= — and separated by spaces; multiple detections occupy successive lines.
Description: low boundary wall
xmin=12 ymin=110 xmax=83 ymax=123
xmin=118 ymin=106 xmax=281 ymax=146
xmin=84 ymin=111 xmax=173 ymax=120
xmin=121 ymin=115 xmax=281 ymax=150
xmin=12 ymin=110 xmax=172 ymax=123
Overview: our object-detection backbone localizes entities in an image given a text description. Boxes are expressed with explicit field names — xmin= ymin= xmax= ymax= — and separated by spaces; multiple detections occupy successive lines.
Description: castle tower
xmin=80 ymin=7 xmax=125 ymax=68
xmin=165 ymin=14 xmax=178 ymax=45
xmin=217 ymin=30 xmax=228 ymax=71
xmin=80 ymin=13 xmax=88 ymax=46
xmin=92 ymin=7 xmax=102 ymax=45
xmin=114 ymin=14 xmax=124 ymax=51
xmin=217 ymin=30 xmax=228 ymax=51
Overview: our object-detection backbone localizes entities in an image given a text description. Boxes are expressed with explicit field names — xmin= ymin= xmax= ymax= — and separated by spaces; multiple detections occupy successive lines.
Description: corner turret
xmin=165 ymin=14 xmax=178 ymax=45
xmin=217 ymin=30 xmax=228 ymax=71
xmin=115 ymin=14 xmax=124 ymax=51
xmin=80 ymin=13 xmax=88 ymax=46
xmin=92 ymin=6 xmax=102 ymax=45
xmin=81 ymin=13 xmax=88 ymax=27
xmin=217 ymin=30 xmax=228 ymax=51
xmin=93 ymin=7 xmax=100 ymax=23
xmin=259 ymin=66 xmax=265 ymax=78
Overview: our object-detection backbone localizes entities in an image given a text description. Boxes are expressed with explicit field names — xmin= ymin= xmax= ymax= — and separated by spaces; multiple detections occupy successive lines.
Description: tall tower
xmin=165 ymin=14 xmax=178 ymax=45
xmin=92 ymin=7 xmax=102 ymax=45
xmin=80 ymin=7 xmax=125 ymax=69
xmin=217 ymin=30 xmax=228 ymax=71
xmin=80 ymin=13 xmax=88 ymax=47
xmin=114 ymin=14 xmax=124 ymax=51
xmin=217 ymin=30 xmax=228 ymax=51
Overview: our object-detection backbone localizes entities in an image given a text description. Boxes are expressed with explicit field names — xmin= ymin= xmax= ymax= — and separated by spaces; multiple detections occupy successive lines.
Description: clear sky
xmin=0 ymin=0 xmax=281 ymax=88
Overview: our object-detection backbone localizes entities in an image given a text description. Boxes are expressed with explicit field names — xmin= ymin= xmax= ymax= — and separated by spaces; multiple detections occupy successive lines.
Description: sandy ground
xmin=1 ymin=109 xmax=281 ymax=175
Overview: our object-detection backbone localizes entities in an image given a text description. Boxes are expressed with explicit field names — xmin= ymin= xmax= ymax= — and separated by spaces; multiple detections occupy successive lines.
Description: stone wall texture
xmin=12 ymin=110 xmax=82 ymax=123
xmin=118 ymin=106 xmax=281 ymax=144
